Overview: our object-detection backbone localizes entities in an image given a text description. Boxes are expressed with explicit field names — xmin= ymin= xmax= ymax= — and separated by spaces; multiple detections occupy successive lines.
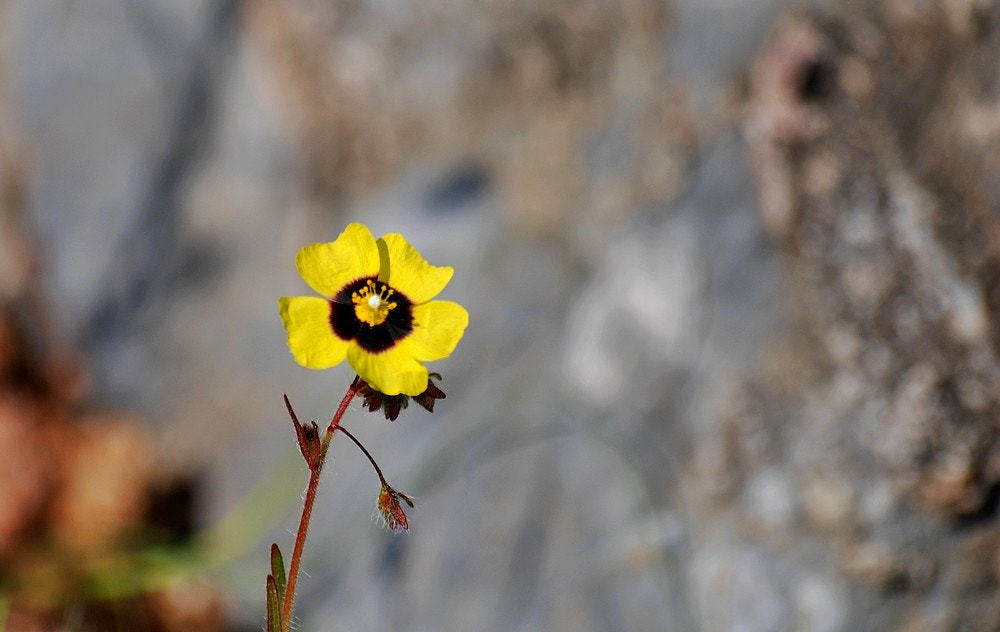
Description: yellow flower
xmin=279 ymin=223 xmax=469 ymax=396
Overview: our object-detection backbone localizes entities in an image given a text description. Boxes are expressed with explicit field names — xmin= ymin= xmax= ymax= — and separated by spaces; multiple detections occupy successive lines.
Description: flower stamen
xmin=352 ymin=280 xmax=397 ymax=326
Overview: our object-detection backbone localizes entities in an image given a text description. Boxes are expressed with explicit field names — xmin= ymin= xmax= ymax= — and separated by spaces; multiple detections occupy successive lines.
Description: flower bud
xmin=376 ymin=484 xmax=413 ymax=532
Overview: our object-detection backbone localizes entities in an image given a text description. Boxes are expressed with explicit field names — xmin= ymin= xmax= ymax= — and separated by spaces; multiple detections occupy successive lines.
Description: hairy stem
xmin=335 ymin=424 xmax=388 ymax=487
xmin=281 ymin=376 xmax=362 ymax=631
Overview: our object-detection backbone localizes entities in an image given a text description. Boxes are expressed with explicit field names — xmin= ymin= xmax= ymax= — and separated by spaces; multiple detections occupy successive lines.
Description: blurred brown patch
xmin=0 ymin=279 xmax=227 ymax=632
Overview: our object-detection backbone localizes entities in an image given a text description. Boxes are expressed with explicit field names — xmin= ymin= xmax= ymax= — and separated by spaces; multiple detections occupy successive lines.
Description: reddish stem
xmin=334 ymin=424 xmax=388 ymax=487
xmin=281 ymin=376 xmax=362 ymax=631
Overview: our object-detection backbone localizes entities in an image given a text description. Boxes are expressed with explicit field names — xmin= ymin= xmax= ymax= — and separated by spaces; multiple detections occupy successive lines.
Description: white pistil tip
xmin=368 ymin=295 xmax=382 ymax=308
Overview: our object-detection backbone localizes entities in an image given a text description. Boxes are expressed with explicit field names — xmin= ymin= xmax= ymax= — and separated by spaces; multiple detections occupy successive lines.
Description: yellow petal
xmin=296 ymin=224 xmax=380 ymax=298
xmin=407 ymin=301 xmax=469 ymax=361
xmin=376 ymin=233 xmax=453 ymax=304
xmin=279 ymin=296 xmax=349 ymax=369
xmin=347 ymin=343 xmax=429 ymax=396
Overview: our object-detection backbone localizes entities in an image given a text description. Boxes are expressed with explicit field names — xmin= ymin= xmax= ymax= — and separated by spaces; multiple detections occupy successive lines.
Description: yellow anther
xmin=352 ymin=280 xmax=397 ymax=326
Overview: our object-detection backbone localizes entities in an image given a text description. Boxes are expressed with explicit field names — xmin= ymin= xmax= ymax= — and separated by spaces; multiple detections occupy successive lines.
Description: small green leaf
xmin=270 ymin=543 xmax=287 ymax=605
xmin=266 ymin=574 xmax=282 ymax=632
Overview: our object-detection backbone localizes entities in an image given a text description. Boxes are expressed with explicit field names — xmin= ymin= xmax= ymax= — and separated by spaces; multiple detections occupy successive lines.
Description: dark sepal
xmin=285 ymin=394 xmax=322 ymax=467
xmin=413 ymin=373 xmax=446 ymax=413
xmin=356 ymin=373 xmax=447 ymax=421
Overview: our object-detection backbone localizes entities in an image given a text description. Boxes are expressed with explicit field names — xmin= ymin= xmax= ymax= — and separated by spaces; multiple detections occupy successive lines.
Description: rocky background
xmin=1 ymin=0 xmax=1000 ymax=630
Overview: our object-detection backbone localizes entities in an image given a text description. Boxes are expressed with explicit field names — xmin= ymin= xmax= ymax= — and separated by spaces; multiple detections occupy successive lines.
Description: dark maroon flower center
xmin=328 ymin=277 xmax=414 ymax=352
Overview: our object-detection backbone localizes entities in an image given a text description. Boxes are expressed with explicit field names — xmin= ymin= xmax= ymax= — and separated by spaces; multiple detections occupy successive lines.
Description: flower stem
xmin=281 ymin=376 xmax=362 ymax=631
xmin=334 ymin=424 xmax=388 ymax=487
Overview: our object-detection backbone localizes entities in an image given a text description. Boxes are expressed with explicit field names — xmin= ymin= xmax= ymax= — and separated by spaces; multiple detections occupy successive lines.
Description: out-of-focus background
xmin=2 ymin=0 xmax=1000 ymax=630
